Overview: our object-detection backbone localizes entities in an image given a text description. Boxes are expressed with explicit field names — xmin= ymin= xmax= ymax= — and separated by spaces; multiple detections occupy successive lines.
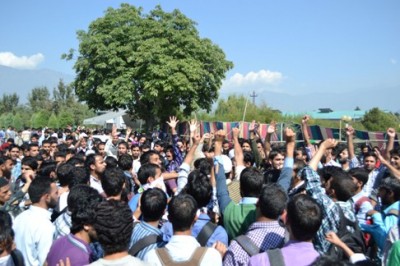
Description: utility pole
xmin=250 ymin=91 xmax=258 ymax=105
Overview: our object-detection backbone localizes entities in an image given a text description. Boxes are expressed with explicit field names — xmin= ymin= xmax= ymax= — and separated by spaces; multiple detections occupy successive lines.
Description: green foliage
xmin=32 ymin=111 xmax=50 ymax=128
xmin=69 ymin=4 xmax=233 ymax=129
xmin=0 ymin=93 xmax=19 ymax=114
xmin=198 ymin=95 xmax=282 ymax=123
xmin=28 ymin=87 xmax=52 ymax=112
xmin=48 ymin=113 xmax=59 ymax=129
xmin=12 ymin=113 xmax=23 ymax=130
xmin=361 ymin=107 xmax=399 ymax=132
xmin=58 ymin=110 xmax=74 ymax=128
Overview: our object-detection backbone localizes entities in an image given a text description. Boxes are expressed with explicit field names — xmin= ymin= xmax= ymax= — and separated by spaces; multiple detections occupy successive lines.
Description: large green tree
xmin=28 ymin=87 xmax=52 ymax=112
xmin=66 ymin=4 xmax=233 ymax=129
xmin=361 ymin=107 xmax=398 ymax=132
xmin=0 ymin=93 xmax=19 ymax=114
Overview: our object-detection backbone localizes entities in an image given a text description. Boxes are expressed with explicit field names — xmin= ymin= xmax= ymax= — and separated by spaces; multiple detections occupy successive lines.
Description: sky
xmin=1 ymin=0 xmax=399 ymax=112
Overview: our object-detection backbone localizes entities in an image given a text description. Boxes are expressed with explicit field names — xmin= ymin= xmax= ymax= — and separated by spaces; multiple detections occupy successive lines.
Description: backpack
xmin=196 ymin=221 xmax=217 ymax=247
xmin=327 ymin=206 xmax=366 ymax=259
xmin=155 ymin=247 xmax=207 ymax=266
xmin=266 ymin=249 xmax=285 ymax=266
xmin=128 ymin=222 xmax=163 ymax=257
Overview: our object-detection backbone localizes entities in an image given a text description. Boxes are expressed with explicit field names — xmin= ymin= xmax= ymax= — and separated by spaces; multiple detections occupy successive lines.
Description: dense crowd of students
xmin=1 ymin=115 xmax=400 ymax=266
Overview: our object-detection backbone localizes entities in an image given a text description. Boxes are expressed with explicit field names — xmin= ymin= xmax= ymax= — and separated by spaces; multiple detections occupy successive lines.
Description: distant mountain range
xmin=0 ymin=65 xmax=399 ymax=113
xmin=0 ymin=65 xmax=74 ymax=103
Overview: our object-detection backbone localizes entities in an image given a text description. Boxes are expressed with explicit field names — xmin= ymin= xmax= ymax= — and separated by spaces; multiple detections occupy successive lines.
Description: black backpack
xmin=327 ymin=206 xmax=366 ymax=259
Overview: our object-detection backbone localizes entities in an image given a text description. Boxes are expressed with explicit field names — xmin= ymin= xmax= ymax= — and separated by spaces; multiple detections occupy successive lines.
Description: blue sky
xmin=1 ymin=1 xmax=399 ymax=112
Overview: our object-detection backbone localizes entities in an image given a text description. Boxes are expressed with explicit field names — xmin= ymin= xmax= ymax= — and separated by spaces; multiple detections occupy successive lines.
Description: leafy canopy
xmin=66 ymin=4 xmax=233 ymax=128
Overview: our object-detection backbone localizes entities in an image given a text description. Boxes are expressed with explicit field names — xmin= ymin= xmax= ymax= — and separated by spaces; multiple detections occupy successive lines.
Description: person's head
xmin=258 ymin=183 xmax=288 ymax=220
xmin=378 ymin=178 xmax=400 ymax=206
xmin=54 ymin=151 xmax=67 ymax=165
xmin=363 ymin=152 xmax=377 ymax=172
xmin=69 ymin=185 xmax=103 ymax=239
xmin=334 ymin=144 xmax=349 ymax=165
xmin=0 ymin=210 xmax=13 ymax=256
xmin=0 ymin=157 xmax=13 ymax=179
xmin=168 ymin=194 xmax=198 ymax=232
xmin=30 ymin=133 xmax=39 ymax=143
xmin=138 ymin=135 xmax=147 ymax=145
xmin=28 ymin=177 xmax=59 ymax=209
xmin=348 ymin=168 xmax=369 ymax=192
xmin=117 ymin=141 xmax=129 ymax=156
xmin=183 ymin=170 xmax=212 ymax=208
xmin=140 ymin=150 xmax=161 ymax=167
xmin=104 ymin=156 xmax=118 ymax=169
xmin=360 ymin=143 xmax=370 ymax=155
xmin=131 ymin=144 xmax=141 ymax=159
xmin=66 ymin=156 xmax=85 ymax=167
xmin=94 ymin=200 xmax=133 ymax=255
xmin=329 ymin=173 xmax=357 ymax=201
xmin=286 ymin=194 xmax=322 ymax=241
xmin=153 ymin=141 xmax=164 ymax=153
xmin=118 ymin=154 xmax=133 ymax=171
xmin=68 ymin=167 xmax=90 ymax=190
xmin=8 ymin=144 xmax=20 ymax=160
xmin=0 ymin=178 xmax=12 ymax=204
xmin=389 ymin=148 xmax=400 ymax=170
xmin=96 ymin=142 xmax=106 ymax=157
xmin=165 ymin=145 xmax=175 ymax=162
xmin=222 ymin=140 xmax=230 ymax=154
xmin=56 ymin=162 xmax=74 ymax=187
xmin=243 ymin=151 xmax=255 ymax=168
xmin=41 ymin=139 xmax=51 ymax=153
xmin=85 ymin=154 xmax=106 ymax=177
xmin=50 ymin=140 xmax=58 ymax=153
xmin=21 ymin=156 xmax=38 ymax=175
xmin=140 ymin=188 xmax=167 ymax=222
xmin=241 ymin=140 xmax=252 ymax=152
xmin=295 ymin=147 xmax=308 ymax=162
xmin=137 ymin=163 xmax=162 ymax=185
xmin=268 ymin=149 xmax=285 ymax=170
xmin=240 ymin=168 xmax=264 ymax=198
xmin=65 ymin=135 xmax=74 ymax=146
xmin=28 ymin=143 xmax=40 ymax=157
xmin=193 ymin=158 xmax=212 ymax=176
xmin=101 ymin=167 xmax=125 ymax=198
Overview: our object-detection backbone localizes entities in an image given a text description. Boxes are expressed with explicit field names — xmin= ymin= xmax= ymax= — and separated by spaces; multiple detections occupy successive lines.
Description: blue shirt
xmin=161 ymin=213 xmax=228 ymax=247
xmin=129 ymin=221 xmax=165 ymax=260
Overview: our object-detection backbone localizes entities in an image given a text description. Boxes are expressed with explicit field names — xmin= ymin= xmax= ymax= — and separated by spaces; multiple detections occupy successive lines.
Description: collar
xmin=240 ymin=197 xmax=258 ymax=204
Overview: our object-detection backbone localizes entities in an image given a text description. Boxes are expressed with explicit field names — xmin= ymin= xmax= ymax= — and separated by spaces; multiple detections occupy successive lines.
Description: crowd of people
xmin=0 ymin=115 xmax=400 ymax=266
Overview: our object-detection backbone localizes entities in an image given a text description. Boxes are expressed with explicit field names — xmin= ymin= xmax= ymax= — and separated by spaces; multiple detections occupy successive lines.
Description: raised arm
xmin=264 ymin=121 xmax=276 ymax=158
xmin=301 ymin=115 xmax=312 ymax=147
xmin=125 ymin=127 xmax=132 ymax=143
xmin=249 ymin=120 xmax=262 ymax=168
xmin=188 ymin=119 xmax=198 ymax=148
xmin=385 ymin=128 xmax=396 ymax=160
xmin=346 ymin=125 xmax=356 ymax=160
xmin=277 ymin=127 xmax=296 ymax=192
xmin=232 ymin=127 xmax=244 ymax=167
xmin=167 ymin=116 xmax=183 ymax=165
xmin=375 ymin=148 xmax=400 ymax=179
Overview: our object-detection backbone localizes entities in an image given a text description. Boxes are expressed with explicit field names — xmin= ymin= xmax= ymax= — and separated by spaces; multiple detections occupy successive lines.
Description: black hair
xmin=193 ymin=158 xmax=212 ymax=176
xmin=317 ymin=166 xmax=343 ymax=184
xmin=141 ymin=188 xmax=167 ymax=222
xmin=240 ymin=168 xmax=264 ymax=198
xmin=56 ymin=163 xmax=74 ymax=187
xmin=68 ymin=167 xmax=90 ymax=189
xmin=28 ymin=142 xmax=39 ymax=150
xmin=66 ymin=156 xmax=85 ymax=167
xmin=259 ymin=184 xmax=288 ymax=219
xmin=330 ymin=174 xmax=357 ymax=201
xmin=268 ymin=149 xmax=284 ymax=160
xmin=140 ymin=150 xmax=160 ymax=165
xmin=85 ymin=154 xmax=99 ymax=170
xmin=390 ymin=147 xmax=400 ymax=158
xmin=348 ymin=168 xmax=369 ymax=188
xmin=104 ymin=156 xmax=118 ymax=169
xmin=101 ymin=168 xmax=125 ymax=197
xmin=94 ymin=200 xmax=133 ymax=255
xmin=287 ymin=194 xmax=322 ymax=242
xmin=168 ymin=194 xmax=198 ymax=232
xmin=380 ymin=178 xmax=400 ymax=201
xmin=21 ymin=156 xmax=38 ymax=171
xmin=137 ymin=163 xmax=160 ymax=185
xmin=183 ymin=170 xmax=212 ymax=208
xmin=37 ymin=161 xmax=57 ymax=179
xmin=69 ymin=185 xmax=103 ymax=234
xmin=118 ymin=154 xmax=133 ymax=171
xmin=28 ymin=177 xmax=53 ymax=204
xmin=0 ymin=210 xmax=13 ymax=254
xmin=243 ymin=151 xmax=255 ymax=166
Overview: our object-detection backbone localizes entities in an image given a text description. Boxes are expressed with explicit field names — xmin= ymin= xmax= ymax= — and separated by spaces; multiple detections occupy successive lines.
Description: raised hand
xmin=284 ymin=127 xmax=296 ymax=143
xmin=193 ymin=134 xmax=201 ymax=145
xmin=232 ymin=127 xmax=240 ymax=139
xmin=345 ymin=125 xmax=355 ymax=136
xmin=322 ymin=138 xmax=338 ymax=150
xmin=387 ymin=128 xmax=396 ymax=138
xmin=189 ymin=119 xmax=198 ymax=133
xmin=214 ymin=130 xmax=226 ymax=142
xmin=302 ymin=115 xmax=310 ymax=124
xmin=167 ymin=116 xmax=179 ymax=129
xmin=267 ymin=121 xmax=276 ymax=134
xmin=249 ymin=120 xmax=256 ymax=132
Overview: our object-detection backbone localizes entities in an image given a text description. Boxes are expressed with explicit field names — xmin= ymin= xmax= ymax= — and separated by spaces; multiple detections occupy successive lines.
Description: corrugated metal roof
xmin=284 ymin=110 xmax=366 ymax=120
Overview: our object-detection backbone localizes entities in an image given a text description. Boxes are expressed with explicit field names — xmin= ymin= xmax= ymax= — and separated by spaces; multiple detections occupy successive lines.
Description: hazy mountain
xmin=0 ymin=65 xmax=74 ymax=103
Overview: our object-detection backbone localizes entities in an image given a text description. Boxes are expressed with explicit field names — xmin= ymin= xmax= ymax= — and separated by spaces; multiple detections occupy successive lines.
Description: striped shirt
xmin=223 ymin=221 xmax=285 ymax=266
xmin=129 ymin=221 xmax=166 ymax=260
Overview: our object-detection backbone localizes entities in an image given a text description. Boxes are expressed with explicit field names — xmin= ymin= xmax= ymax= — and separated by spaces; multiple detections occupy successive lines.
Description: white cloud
xmin=390 ymin=58 xmax=397 ymax=65
xmin=221 ymin=69 xmax=284 ymax=94
xmin=0 ymin=52 xmax=44 ymax=69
